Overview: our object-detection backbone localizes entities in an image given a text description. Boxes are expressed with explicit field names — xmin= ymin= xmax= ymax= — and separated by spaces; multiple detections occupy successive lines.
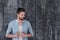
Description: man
xmin=6 ymin=8 xmax=33 ymax=40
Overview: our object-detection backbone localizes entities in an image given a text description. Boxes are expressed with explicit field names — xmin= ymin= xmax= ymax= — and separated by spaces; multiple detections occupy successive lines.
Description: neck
xmin=17 ymin=18 xmax=23 ymax=26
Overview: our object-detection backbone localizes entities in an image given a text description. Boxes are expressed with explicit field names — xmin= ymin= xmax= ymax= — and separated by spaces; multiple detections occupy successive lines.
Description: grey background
xmin=0 ymin=0 xmax=60 ymax=40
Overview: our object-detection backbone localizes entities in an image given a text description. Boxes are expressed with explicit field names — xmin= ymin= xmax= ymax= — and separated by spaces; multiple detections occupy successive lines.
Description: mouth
xmin=19 ymin=17 xmax=25 ymax=20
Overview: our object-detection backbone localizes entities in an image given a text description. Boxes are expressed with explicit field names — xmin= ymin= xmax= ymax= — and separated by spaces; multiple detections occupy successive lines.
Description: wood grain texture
xmin=0 ymin=0 xmax=59 ymax=40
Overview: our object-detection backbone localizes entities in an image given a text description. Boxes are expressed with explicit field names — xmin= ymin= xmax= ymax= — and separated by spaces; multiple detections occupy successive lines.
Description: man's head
xmin=17 ymin=8 xmax=25 ymax=20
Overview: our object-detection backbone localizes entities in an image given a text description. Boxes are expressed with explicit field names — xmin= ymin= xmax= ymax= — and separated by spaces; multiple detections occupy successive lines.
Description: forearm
xmin=26 ymin=34 xmax=32 ymax=37
xmin=6 ymin=34 xmax=17 ymax=38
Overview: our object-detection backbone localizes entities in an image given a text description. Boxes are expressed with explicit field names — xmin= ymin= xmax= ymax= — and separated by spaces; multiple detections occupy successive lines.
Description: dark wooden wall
xmin=0 ymin=0 xmax=60 ymax=40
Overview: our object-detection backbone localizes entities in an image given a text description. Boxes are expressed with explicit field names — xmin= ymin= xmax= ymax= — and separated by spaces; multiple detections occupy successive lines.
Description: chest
xmin=12 ymin=22 xmax=29 ymax=34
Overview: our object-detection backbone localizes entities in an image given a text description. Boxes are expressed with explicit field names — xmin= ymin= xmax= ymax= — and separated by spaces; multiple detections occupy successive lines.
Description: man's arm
xmin=6 ymin=22 xmax=19 ymax=38
xmin=6 ymin=32 xmax=19 ymax=38
xmin=22 ymin=22 xmax=33 ymax=38
xmin=27 ymin=22 xmax=33 ymax=37
xmin=6 ymin=34 xmax=16 ymax=38
xmin=21 ymin=32 xmax=32 ymax=38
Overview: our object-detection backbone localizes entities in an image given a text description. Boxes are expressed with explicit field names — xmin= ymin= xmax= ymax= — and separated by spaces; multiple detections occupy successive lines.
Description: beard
xmin=19 ymin=17 xmax=25 ymax=20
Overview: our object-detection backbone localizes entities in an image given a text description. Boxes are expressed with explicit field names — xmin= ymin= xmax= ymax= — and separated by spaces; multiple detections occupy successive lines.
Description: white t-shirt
xmin=18 ymin=25 xmax=23 ymax=40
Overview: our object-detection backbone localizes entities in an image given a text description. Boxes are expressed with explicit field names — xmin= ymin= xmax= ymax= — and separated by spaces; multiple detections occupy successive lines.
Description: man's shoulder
xmin=24 ymin=20 xmax=31 ymax=24
xmin=9 ymin=19 xmax=16 ymax=24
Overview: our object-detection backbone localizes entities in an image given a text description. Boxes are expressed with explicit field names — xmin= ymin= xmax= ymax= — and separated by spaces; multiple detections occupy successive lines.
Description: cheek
xmin=18 ymin=15 xmax=21 ymax=18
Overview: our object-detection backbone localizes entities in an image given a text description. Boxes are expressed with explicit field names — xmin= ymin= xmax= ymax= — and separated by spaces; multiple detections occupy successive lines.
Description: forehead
xmin=19 ymin=12 xmax=25 ymax=14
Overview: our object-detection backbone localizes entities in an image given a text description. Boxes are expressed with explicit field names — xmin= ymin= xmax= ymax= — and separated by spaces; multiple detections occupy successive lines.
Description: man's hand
xmin=21 ymin=32 xmax=27 ymax=38
xmin=15 ymin=32 xmax=20 ymax=38
xmin=21 ymin=33 xmax=32 ymax=38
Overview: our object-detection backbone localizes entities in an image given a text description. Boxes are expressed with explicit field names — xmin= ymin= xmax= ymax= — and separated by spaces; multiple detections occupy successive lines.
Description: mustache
xmin=19 ymin=17 xmax=25 ymax=20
